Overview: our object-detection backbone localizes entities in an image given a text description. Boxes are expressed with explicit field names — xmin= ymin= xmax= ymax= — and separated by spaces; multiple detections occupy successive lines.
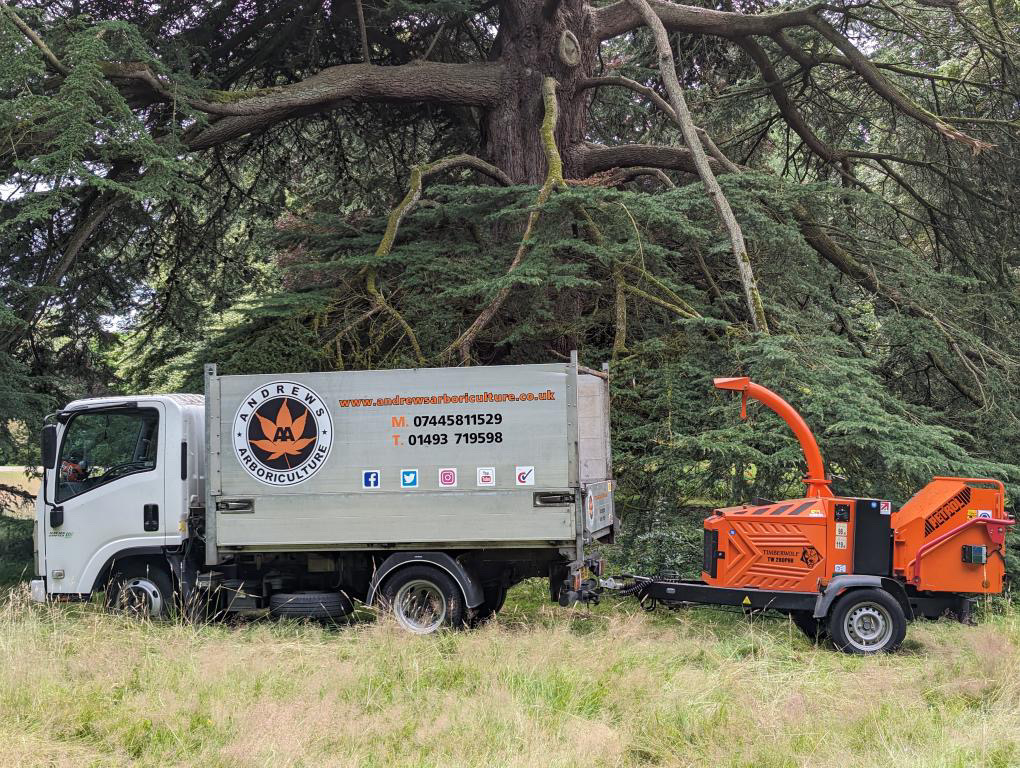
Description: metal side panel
xmin=577 ymin=372 xmax=611 ymax=484
xmin=212 ymin=363 xmax=579 ymax=549
xmin=216 ymin=491 xmax=574 ymax=546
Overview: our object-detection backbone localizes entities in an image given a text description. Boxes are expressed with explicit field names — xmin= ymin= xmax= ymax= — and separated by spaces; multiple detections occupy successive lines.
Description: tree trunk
xmin=483 ymin=0 xmax=596 ymax=183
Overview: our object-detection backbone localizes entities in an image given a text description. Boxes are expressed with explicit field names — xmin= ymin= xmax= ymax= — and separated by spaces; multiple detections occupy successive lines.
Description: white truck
xmin=31 ymin=355 xmax=615 ymax=632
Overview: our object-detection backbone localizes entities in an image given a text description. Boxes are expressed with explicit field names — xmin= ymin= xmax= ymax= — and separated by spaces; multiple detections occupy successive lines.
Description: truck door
xmin=44 ymin=403 xmax=166 ymax=595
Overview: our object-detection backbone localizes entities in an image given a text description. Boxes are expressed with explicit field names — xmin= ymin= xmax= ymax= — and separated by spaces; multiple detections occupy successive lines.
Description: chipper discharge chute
xmin=613 ymin=377 xmax=1014 ymax=654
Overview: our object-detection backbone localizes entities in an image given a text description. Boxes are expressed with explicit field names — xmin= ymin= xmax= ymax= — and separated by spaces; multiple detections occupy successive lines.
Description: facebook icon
xmin=362 ymin=470 xmax=381 ymax=489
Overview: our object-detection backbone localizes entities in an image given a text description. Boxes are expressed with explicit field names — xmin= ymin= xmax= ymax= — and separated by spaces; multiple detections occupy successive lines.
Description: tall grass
xmin=0 ymin=582 xmax=1017 ymax=768
xmin=0 ymin=514 xmax=33 ymax=588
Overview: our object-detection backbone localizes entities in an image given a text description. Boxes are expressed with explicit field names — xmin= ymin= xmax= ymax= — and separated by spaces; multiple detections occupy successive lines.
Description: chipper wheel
xmin=828 ymin=588 xmax=907 ymax=654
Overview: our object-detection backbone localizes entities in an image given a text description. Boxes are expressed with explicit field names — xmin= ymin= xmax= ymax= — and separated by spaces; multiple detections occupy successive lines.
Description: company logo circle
xmin=232 ymin=381 xmax=332 ymax=486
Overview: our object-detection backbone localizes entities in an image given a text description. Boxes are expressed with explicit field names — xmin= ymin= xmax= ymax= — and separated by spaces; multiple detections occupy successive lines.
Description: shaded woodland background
xmin=1 ymin=0 xmax=1018 ymax=577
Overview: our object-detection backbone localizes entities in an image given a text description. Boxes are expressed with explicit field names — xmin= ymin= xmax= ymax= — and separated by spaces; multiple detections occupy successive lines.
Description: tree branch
xmin=184 ymin=62 xmax=505 ymax=150
xmin=578 ymin=75 xmax=740 ymax=172
xmin=624 ymin=0 xmax=768 ymax=333
xmin=804 ymin=15 xmax=991 ymax=153
xmin=354 ymin=0 xmax=371 ymax=62
xmin=572 ymin=166 xmax=675 ymax=189
xmin=792 ymin=203 xmax=987 ymax=406
xmin=737 ymin=38 xmax=839 ymax=165
xmin=569 ymin=142 xmax=709 ymax=176
xmin=594 ymin=0 xmax=821 ymax=41
xmin=1 ymin=1 xmax=69 ymax=75
xmin=368 ymin=153 xmax=513 ymax=364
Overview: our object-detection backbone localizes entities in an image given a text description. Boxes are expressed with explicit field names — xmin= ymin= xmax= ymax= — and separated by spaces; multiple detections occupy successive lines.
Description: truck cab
xmin=32 ymin=394 xmax=204 ymax=604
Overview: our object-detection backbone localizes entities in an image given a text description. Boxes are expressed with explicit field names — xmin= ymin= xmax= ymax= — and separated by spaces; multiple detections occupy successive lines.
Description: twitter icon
xmin=400 ymin=468 xmax=419 ymax=489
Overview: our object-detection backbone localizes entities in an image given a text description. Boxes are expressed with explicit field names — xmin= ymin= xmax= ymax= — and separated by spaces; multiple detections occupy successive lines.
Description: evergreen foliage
xmin=129 ymin=176 xmax=1020 ymax=577
xmin=1 ymin=0 xmax=1017 ymax=578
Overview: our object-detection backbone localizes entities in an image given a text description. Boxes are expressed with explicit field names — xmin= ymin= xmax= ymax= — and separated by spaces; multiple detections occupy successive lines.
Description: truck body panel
xmin=206 ymin=362 xmax=612 ymax=554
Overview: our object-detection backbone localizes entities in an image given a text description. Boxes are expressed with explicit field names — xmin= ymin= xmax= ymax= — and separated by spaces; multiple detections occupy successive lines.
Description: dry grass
xmin=0 ymin=582 xmax=1017 ymax=768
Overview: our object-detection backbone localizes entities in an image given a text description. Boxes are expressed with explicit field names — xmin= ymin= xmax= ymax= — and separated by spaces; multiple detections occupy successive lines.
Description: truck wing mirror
xmin=41 ymin=424 xmax=58 ymax=469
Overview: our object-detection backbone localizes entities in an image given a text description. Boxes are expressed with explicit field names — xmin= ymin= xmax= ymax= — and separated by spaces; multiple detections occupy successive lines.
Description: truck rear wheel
xmin=381 ymin=565 xmax=465 ymax=634
xmin=107 ymin=560 xmax=175 ymax=619
xmin=470 ymin=583 xmax=508 ymax=626
xmin=828 ymin=588 xmax=906 ymax=654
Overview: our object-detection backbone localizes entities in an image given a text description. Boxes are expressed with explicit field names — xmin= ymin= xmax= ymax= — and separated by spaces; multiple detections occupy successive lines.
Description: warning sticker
xmin=834 ymin=564 xmax=847 ymax=574
xmin=880 ymin=500 xmax=892 ymax=515
xmin=835 ymin=535 xmax=848 ymax=550
xmin=835 ymin=522 xmax=848 ymax=536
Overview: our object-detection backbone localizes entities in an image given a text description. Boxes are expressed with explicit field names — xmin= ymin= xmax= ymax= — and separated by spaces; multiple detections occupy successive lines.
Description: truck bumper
xmin=30 ymin=579 xmax=46 ymax=603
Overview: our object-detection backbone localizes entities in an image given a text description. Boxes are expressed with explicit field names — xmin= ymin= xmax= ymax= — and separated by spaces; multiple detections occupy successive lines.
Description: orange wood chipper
xmin=613 ymin=377 xmax=1014 ymax=653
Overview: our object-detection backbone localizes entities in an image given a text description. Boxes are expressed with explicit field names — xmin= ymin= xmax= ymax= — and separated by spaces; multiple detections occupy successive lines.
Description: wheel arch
xmin=366 ymin=552 xmax=484 ymax=609
xmin=813 ymin=575 xmax=912 ymax=621
xmin=89 ymin=547 xmax=170 ymax=594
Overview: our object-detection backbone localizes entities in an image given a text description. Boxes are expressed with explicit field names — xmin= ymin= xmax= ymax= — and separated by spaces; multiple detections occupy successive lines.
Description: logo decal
xmin=439 ymin=468 xmax=457 ymax=487
xmin=925 ymin=487 xmax=971 ymax=536
xmin=800 ymin=546 xmax=822 ymax=567
xmin=516 ymin=466 xmax=535 ymax=486
xmin=363 ymin=470 xmax=381 ymax=489
xmin=477 ymin=467 xmax=495 ymax=487
xmin=401 ymin=469 xmax=419 ymax=488
xmin=233 ymin=382 xmax=332 ymax=487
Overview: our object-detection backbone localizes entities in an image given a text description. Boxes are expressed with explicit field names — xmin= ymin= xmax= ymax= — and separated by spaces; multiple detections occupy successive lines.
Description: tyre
xmin=828 ymin=588 xmax=907 ymax=654
xmin=470 ymin=582 xmax=507 ymax=626
xmin=269 ymin=591 xmax=352 ymax=620
xmin=381 ymin=565 xmax=465 ymax=634
xmin=106 ymin=559 xmax=175 ymax=619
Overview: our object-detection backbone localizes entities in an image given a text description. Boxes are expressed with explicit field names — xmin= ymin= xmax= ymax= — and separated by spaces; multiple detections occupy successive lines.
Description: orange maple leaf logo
xmin=251 ymin=399 xmax=315 ymax=462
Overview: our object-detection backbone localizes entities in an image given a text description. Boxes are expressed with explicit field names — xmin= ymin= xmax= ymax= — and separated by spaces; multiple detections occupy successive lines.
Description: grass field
xmin=1 ymin=580 xmax=1017 ymax=768
xmin=0 ymin=468 xmax=39 ymax=503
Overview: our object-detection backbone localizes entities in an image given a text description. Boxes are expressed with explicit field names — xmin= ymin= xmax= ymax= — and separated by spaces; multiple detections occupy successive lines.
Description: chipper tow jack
xmin=610 ymin=377 xmax=1014 ymax=653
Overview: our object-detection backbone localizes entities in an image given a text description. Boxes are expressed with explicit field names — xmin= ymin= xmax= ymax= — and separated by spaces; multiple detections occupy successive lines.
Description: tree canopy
xmin=1 ymin=0 xmax=1018 ymax=573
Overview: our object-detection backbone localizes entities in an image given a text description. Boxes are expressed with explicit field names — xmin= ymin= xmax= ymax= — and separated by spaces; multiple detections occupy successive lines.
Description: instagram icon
xmin=438 ymin=468 xmax=458 ymax=487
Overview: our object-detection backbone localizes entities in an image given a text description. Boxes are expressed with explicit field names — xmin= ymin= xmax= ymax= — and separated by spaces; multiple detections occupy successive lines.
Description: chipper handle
xmin=714 ymin=377 xmax=833 ymax=498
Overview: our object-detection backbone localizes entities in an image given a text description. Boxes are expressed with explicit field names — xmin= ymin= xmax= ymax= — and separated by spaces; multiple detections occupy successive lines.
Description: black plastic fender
xmin=813 ymin=575 xmax=913 ymax=621
xmin=366 ymin=552 xmax=484 ymax=608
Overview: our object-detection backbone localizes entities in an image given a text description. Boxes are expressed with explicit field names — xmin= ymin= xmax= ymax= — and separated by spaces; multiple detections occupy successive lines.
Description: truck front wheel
xmin=828 ymin=588 xmax=906 ymax=654
xmin=106 ymin=560 xmax=175 ymax=619
xmin=381 ymin=566 xmax=465 ymax=634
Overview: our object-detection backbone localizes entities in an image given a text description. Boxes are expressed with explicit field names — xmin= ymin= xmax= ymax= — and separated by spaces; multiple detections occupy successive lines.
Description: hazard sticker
xmin=808 ymin=508 xmax=824 ymax=517
xmin=835 ymin=522 xmax=848 ymax=536
xmin=880 ymin=501 xmax=892 ymax=515
xmin=835 ymin=535 xmax=848 ymax=550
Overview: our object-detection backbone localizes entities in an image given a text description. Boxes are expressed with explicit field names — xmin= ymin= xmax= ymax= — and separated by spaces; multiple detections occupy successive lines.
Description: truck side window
xmin=56 ymin=409 xmax=160 ymax=502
